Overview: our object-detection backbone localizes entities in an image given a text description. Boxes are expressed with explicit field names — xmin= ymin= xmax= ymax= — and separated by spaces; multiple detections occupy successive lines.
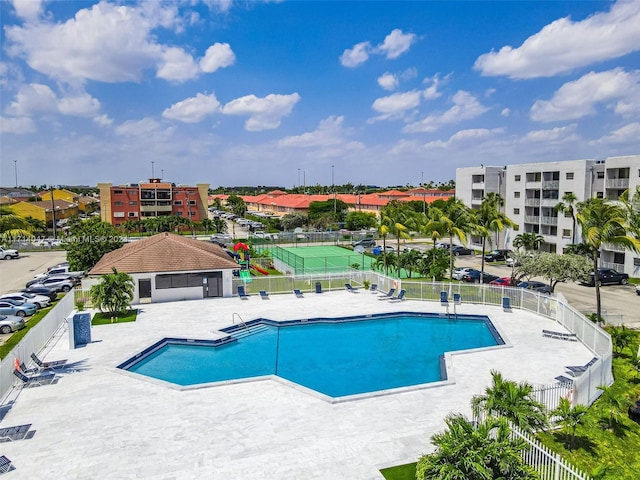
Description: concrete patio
xmin=1 ymin=291 xmax=593 ymax=479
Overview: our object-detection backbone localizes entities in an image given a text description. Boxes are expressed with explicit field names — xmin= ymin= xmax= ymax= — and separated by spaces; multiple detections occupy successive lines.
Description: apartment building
xmin=98 ymin=179 xmax=209 ymax=228
xmin=457 ymin=155 xmax=639 ymax=276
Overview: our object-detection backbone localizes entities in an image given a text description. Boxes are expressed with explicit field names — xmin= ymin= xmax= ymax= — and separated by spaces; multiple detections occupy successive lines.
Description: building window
xmin=513 ymin=208 xmax=520 ymax=214
xmin=113 ymin=189 xmax=123 ymax=194
xmin=566 ymin=172 xmax=574 ymax=180
xmin=514 ymin=191 xmax=520 ymax=198
xmin=597 ymin=171 xmax=604 ymax=179
xmin=189 ymin=200 xmax=197 ymax=205
xmin=514 ymin=175 xmax=521 ymax=182
xmin=513 ymin=224 xmax=520 ymax=231
xmin=174 ymin=200 xmax=183 ymax=205
xmin=156 ymin=273 xmax=203 ymax=289
xmin=128 ymin=212 xmax=138 ymax=217
xmin=114 ymin=201 xmax=123 ymax=206
xmin=596 ymin=192 xmax=604 ymax=198
xmin=113 ymin=212 xmax=125 ymax=218
xmin=128 ymin=190 xmax=137 ymax=195
xmin=634 ymin=258 xmax=640 ymax=267
xmin=562 ymin=229 xmax=571 ymax=238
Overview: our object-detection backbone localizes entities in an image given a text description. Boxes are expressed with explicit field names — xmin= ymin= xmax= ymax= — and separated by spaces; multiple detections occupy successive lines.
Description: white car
xmin=0 ymin=314 xmax=26 ymax=334
xmin=451 ymin=267 xmax=474 ymax=281
xmin=0 ymin=292 xmax=51 ymax=309
xmin=0 ymin=247 xmax=19 ymax=260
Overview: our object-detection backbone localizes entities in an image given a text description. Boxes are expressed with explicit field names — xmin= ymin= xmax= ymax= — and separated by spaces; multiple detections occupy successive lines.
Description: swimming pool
xmin=118 ymin=312 xmax=504 ymax=399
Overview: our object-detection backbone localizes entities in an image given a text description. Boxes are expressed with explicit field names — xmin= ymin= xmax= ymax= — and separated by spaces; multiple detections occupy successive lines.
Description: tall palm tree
xmin=512 ymin=232 xmax=544 ymax=251
xmin=576 ymin=198 xmax=640 ymax=322
xmin=471 ymin=370 xmax=548 ymax=433
xmin=475 ymin=193 xmax=515 ymax=283
xmin=555 ymin=191 xmax=579 ymax=244
xmin=416 ymin=413 xmax=537 ymax=480
xmin=0 ymin=206 xmax=33 ymax=240
xmin=399 ymin=249 xmax=422 ymax=278
xmin=426 ymin=199 xmax=475 ymax=279
xmin=377 ymin=223 xmax=390 ymax=275
xmin=550 ymin=397 xmax=589 ymax=450
xmin=380 ymin=200 xmax=417 ymax=278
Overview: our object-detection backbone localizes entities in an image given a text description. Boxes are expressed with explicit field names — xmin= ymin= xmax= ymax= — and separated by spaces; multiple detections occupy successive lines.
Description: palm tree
xmin=475 ymin=193 xmax=515 ymax=283
xmin=555 ymin=191 xmax=579 ymax=244
xmin=576 ymin=198 xmax=640 ymax=322
xmin=0 ymin=206 xmax=33 ymax=241
xmin=377 ymin=223 xmax=390 ymax=275
xmin=416 ymin=413 xmax=537 ymax=480
xmin=399 ymin=249 xmax=422 ymax=278
xmin=89 ymin=267 xmax=135 ymax=318
xmin=512 ymin=232 xmax=544 ymax=251
xmin=426 ymin=200 xmax=475 ymax=280
xmin=471 ymin=370 xmax=548 ymax=433
xmin=550 ymin=397 xmax=589 ymax=450
xmin=380 ymin=200 xmax=417 ymax=278
xmin=595 ymin=384 xmax=631 ymax=430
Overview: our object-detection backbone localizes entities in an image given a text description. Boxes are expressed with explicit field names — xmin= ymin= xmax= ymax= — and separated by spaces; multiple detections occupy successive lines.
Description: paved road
xmin=0 ymin=250 xmax=68 ymax=295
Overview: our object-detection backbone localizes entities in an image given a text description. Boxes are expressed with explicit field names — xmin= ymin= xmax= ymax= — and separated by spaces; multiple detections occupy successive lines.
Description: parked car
xmin=489 ymin=277 xmax=514 ymax=286
xmin=452 ymin=267 xmax=475 ymax=281
xmin=26 ymin=277 xmax=75 ymax=292
xmin=33 ymin=266 xmax=84 ymax=280
xmin=587 ymin=268 xmax=629 ymax=286
xmin=0 ymin=299 xmax=37 ymax=317
xmin=351 ymin=238 xmax=376 ymax=248
xmin=0 ymin=292 xmax=51 ymax=309
xmin=451 ymin=245 xmax=473 ymax=256
xmin=21 ymin=286 xmax=59 ymax=301
xmin=483 ymin=249 xmax=512 ymax=262
xmin=48 ymin=261 xmax=69 ymax=271
xmin=26 ymin=273 xmax=81 ymax=289
xmin=517 ymin=281 xmax=552 ymax=294
xmin=463 ymin=270 xmax=499 ymax=283
xmin=636 ymin=284 xmax=640 ymax=296
xmin=0 ymin=314 xmax=26 ymax=334
xmin=0 ymin=247 xmax=19 ymax=260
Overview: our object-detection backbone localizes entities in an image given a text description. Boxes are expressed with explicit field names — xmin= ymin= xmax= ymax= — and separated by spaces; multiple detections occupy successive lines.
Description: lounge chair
xmin=237 ymin=285 xmax=249 ymax=299
xmin=542 ymin=329 xmax=577 ymax=341
xmin=259 ymin=290 xmax=270 ymax=300
xmin=566 ymin=357 xmax=598 ymax=377
xmin=0 ymin=455 xmax=14 ymax=473
xmin=344 ymin=283 xmax=360 ymax=293
xmin=19 ymin=362 xmax=38 ymax=374
xmin=13 ymin=369 xmax=58 ymax=388
xmin=453 ymin=293 xmax=461 ymax=305
xmin=388 ymin=289 xmax=406 ymax=302
xmin=377 ymin=288 xmax=395 ymax=300
xmin=502 ymin=297 xmax=511 ymax=311
xmin=554 ymin=375 xmax=574 ymax=385
xmin=0 ymin=424 xmax=35 ymax=443
xmin=30 ymin=352 xmax=67 ymax=369
xmin=293 ymin=289 xmax=304 ymax=298
xmin=440 ymin=291 xmax=449 ymax=305
xmin=369 ymin=284 xmax=378 ymax=293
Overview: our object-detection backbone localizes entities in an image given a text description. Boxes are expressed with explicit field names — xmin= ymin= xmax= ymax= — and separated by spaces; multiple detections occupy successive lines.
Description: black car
xmin=517 ymin=281 xmax=552 ymax=294
xmin=483 ymin=249 xmax=511 ymax=262
xmin=21 ymin=286 xmax=58 ymax=301
xmin=463 ymin=270 xmax=499 ymax=283
xmin=451 ymin=245 xmax=473 ymax=256
xmin=588 ymin=268 xmax=629 ymax=286
xmin=351 ymin=238 xmax=376 ymax=248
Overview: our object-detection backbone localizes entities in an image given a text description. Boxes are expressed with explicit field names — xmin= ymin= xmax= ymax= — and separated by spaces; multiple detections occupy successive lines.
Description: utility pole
xmin=332 ymin=164 xmax=336 ymax=214
xmin=421 ymin=171 xmax=426 ymax=214
xmin=151 ymin=161 xmax=155 ymax=179
xmin=50 ymin=187 xmax=57 ymax=239
xmin=14 ymin=160 xmax=17 ymax=188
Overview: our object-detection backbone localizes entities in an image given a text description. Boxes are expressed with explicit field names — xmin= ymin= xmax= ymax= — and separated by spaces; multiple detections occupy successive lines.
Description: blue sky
xmin=1 ymin=0 xmax=639 ymax=189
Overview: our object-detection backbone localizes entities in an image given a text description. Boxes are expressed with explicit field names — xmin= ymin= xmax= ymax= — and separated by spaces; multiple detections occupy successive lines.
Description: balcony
xmin=540 ymin=198 xmax=559 ymax=207
xmin=525 ymin=181 xmax=542 ymax=189
xmin=471 ymin=198 xmax=482 ymax=206
xmin=471 ymin=182 xmax=485 ymax=189
xmin=600 ymin=261 xmax=625 ymax=272
xmin=140 ymin=204 xmax=172 ymax=212
xmin=542 ymin=180 xmax=559 ymax=190
xmin=524 ymin=215 xmax=540 ymax=224
xmin=603 ymin=242 xmax=626 ymax=253
xmin=524 ymin=198 xmax=540 ymax=207
xmin=541 ymin=216 xmax=558 ymax=226
xmin=605 ymin=178 xmax=629 ymax=189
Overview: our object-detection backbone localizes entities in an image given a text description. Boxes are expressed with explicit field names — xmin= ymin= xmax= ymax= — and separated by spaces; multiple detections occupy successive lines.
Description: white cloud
xmin=157 ymin=47 xmax=199 ymax=82
xmin=6 ymin=83 xmax=58 ymax=116
xmin=422 ymin=75 xmax=442 ymax=100
xmin=93 ymin=114 xmax=113 ymax=127
xmin=339 ymin=41 xmax=371 ymax=68
xmin=530 ymin=68 xmax=640 ymax=122
xmin=474 ymin=0 xmax=640 ymax=79
xmin=0 ymin=115 xmax=35 ymax=134
xmin=378 ymin=72 xmax=398 ymax=91
xmin=590 ymin=122 xmax=640 ymax=145
xmin=162 ymin=93 xmax=221 ymax=123
xmin=115 ymin=117 xmax=167 ymax=137
xmin=58 ymin=93 xmax=101 ymax=117
xmin=501 ymin=108 xmax=511 ymax=117
xmin=222 ymin=93 xmax=301 ymax=131
xmin=10 ymin=0 xmax=44 ymax=22
xmin=202 ymin=0 xmax=234 ymax=14
xmin=523 ymin=124 xmax=579 ymax=143
xmin=374 ymin=29 xmax=417 ymax=59
xmin=370 ymin=90 xmax=422 ymax=122
xmin=200 ymin=43 xmax=236 ymax=73
xmin=403 ymin=91 xmax=488 ymax=133
xmin=279 ymin=116 xmax=347 ymax=147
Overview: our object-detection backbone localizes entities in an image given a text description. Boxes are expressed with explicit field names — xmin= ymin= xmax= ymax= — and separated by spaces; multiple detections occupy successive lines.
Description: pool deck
xmin=1 ymin=291 xmax=594 ymax=479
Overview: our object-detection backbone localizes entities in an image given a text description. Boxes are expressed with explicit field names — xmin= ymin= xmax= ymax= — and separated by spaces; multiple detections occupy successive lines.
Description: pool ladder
xmin=232 ymin=312 xmax=252 ymax=333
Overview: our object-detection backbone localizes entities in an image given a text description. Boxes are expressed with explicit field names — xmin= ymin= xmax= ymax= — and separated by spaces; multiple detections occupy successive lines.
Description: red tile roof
xmin=89 ymin=233 xmax=239 ymax=275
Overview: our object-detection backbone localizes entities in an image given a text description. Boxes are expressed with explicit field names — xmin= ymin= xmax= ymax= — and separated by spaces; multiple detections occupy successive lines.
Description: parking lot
xmin=0 ymin=251 xmax=68 ymax=296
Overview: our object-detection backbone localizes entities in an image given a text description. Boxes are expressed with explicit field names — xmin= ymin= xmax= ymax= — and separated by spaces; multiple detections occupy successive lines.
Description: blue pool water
xmin=123 ymin=313 xmax=501 ymax=398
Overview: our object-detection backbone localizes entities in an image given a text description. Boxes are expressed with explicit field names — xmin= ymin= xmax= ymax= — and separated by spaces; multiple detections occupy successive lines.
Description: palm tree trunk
xmin=449 ymin=237 xmax=454 ymax=280
xmin=594 ymin=254 xmax=602 ymax=322
xmin=480 ymin=237 xmax=487 ymax=284
xmin=571 ymin=215 xmax=577 ymax=245
xmin=397 ymin=236 xmax=401 ymax=278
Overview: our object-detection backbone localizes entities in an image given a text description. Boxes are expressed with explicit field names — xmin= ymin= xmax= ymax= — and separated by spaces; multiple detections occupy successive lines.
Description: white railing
xmin=524 ymin=215 xmax=540 ymax=224
xmin=541 ymin=216 xmax=558 ymax=226
xmin=512 ymin=424 xmax=592 ymax=480
xmin=600 ymin=261 xmax=625 ymax=271
xmin=542 ymin=180 xmax=560 ymax=189
xmin=605 ymin=178 xmax=629 ymax=189
xmin=525 ymin=198 xmax=541 ymax=207
xmin=0 ymin=292 xmax=75 ymax=402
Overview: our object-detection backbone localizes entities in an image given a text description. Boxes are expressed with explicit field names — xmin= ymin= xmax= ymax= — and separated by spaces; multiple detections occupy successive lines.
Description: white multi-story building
xmin=456 ymin=155 xmax=639 ymax=276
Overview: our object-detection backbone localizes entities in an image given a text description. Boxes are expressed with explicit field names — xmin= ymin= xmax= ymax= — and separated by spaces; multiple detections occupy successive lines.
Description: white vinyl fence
xmin=0 ymin=292 xmax=74 ymax=402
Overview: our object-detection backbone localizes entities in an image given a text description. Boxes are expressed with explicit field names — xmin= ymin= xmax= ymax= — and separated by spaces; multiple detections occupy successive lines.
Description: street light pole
xmin=151 ymin=161 xmax=155 ymax=179
xmin=332 ymin=164 xmax=336 ymax=214
xmin=14 ymin=160 xmax=17 ymax=188
xmin=50 ymin=187 xmax=57 ymax=239
xmin=421 ymin=171 xmax=425 ymax=214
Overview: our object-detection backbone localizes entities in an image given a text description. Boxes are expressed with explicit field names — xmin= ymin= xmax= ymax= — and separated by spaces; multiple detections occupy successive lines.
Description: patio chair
xmin=566 ymin=357 xmax=598 ymax=377
xmin=13 ymin=369 xmax=58 ymax=388
xmin=453 ymin=293 xmax=461 ymax=305
xmin=369 ymin=284 xmax=378 ymax=293
xmin=237 ymin=285 xmax=249 ymax=299
xmin=440 ymin=291 xmax=449 ymax=305
xmin=30 ymin=352 xmax=67 ymax=369
xmin=554 ymin=375 xmax=574 ymax=385
xmin=293 ymin=289 xmax=304 ymax=298
xmin=542 ymin=329 xmax=577 ymax=341
xmin=502 ymin=297 xmax=511 ymax=311
xmin=344 ymin=283 xmax=360 ymax=293
xmin=259 ymin=290 xmax=270 ymax=300
xmin=0 ymin=424 xmax=35 ymax=443
xmin=0 ymin=455 xmax=14 ymax=473
xmin=388 ymin=289 xmax=406 ymax=302
xmin=377 ymin=288 xmax=395 ymax=300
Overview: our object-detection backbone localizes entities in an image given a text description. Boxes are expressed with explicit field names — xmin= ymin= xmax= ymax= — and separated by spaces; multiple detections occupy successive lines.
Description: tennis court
xmin=261 ymin=245 xmax=376 ymax=274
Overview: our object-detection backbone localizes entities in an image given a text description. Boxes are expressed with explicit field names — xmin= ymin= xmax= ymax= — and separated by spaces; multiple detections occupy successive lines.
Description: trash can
xmin=315 ymin=282 xmax=322 ymax=294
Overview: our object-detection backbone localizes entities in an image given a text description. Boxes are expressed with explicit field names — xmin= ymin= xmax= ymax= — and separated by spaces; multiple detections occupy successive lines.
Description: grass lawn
xmin=91 ymin=309 xmax=138 ymax=325
xmin=380 ymin=462 xmax=416 ymax=480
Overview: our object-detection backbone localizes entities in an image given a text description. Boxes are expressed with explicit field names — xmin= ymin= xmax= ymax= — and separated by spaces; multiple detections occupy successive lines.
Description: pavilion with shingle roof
xmin=88 ymin=233 xmax=240 ymax=303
